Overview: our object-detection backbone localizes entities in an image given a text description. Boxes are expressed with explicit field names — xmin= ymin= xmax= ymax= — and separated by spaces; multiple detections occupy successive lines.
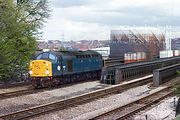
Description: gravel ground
xmin=0 ymin=81 xmax=109 ymax=116
xmin=133 ymin=96 xmax=177 ymax=120
xmin=31 ymin=84 xmax=156 ymax=120
xmin=0 ymin=85 xmax=30 ymax=94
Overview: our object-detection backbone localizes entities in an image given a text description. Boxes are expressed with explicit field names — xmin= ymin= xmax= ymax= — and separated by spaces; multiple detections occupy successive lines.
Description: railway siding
xmin=0 ymin=81 xmax=30 ymax=89
xmin=88 ymin=76 xmax=180 ymax=120
xmin=33 ymin=77 xmax=179 ymax=120
xmin=134 ymin=97 xmax=177 ymax=119
xmin=91 ymin=87 xmax=173 ymax=120
xmin=0 ymin=75 xmax=152 ymax=120
xmin=0 ymin=81 xmax=101 ymax=116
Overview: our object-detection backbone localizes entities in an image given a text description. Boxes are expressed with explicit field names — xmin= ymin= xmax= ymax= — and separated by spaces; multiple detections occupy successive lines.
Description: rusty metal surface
xmin=109 ymin=29 xmax=165 ymax=59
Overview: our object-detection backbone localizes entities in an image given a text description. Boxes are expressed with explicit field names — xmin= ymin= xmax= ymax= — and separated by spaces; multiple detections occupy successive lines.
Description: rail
xmin=0 ymin=88 xmax=41 ymax=100
xmin=0 ymin=80 xmax=96 ymax=100
xmin=0 ymin=81 xmax=30 ymax=89
xmin=0 ymin=75 xmax=152 ymax=120
xmin=90 ymin=87 xmax=173 ymax=120
xmin=90 ymin=77 xmax=179 ymax=120
xmin=104 ymin=57 xmax=124 ymax=66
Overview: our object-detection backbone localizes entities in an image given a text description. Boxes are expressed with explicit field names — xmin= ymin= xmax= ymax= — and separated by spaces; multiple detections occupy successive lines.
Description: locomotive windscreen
xmin=36 ymin=52 xmax=57 ymax=63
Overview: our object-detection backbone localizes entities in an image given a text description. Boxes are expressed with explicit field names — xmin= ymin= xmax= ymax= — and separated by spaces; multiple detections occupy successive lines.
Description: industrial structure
xmin=172 ymin=38 xmax=180 ymax=50
xmin=109 ymin=27 xmax=166 ymax=60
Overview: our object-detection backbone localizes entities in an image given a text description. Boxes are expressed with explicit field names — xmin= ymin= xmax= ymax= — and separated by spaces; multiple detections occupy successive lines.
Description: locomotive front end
xmin=29 ymin=60 xmax=52 ymax=88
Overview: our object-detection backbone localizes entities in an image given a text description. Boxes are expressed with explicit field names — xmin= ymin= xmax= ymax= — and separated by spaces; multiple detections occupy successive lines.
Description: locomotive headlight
xmin=46 ymin=70 xmax=49 ymax=74
xmin=29 ymin=70 xmax=33 ymax=74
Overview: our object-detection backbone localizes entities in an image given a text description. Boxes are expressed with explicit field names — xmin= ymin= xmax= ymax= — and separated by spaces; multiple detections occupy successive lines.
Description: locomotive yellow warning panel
xmin=29 ymin=60 xmax=52 ymax=77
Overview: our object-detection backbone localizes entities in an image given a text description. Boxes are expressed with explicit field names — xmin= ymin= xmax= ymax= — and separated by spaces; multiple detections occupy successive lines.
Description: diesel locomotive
xmin=29 ymin=50 xmax=103 ymax=88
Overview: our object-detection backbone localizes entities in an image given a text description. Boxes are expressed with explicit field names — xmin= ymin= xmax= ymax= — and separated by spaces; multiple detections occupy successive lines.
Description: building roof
xmin=111 ymin=27 xmax=164 ymax=35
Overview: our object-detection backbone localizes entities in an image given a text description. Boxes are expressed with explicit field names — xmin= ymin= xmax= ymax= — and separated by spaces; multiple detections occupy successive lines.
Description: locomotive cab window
xmin=36 ymin=53 xmax=48 ymax=60
xmin=36 ymin=53 xmax=57 ymax=63
xmin=43 ymin=53 xmax=49 ymax=59
xmin=36 ymin=54 xmax=43 ymax=59
xmin=49 ymin=53 xmax=57 ymax=63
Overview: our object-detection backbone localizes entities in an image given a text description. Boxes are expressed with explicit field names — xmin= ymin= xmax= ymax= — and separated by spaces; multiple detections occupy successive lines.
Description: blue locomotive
xmin=29 ymin=50 xmax=103 ymax=88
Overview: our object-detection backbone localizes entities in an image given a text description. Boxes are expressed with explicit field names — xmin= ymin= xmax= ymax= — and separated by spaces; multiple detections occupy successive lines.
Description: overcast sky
xmin=42 ymin=0 xmax=180 ymax=41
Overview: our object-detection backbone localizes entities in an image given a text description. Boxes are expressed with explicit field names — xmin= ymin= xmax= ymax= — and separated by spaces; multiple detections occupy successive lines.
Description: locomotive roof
xmin=52 ymin=50 xmax=100 ymax=56
xmin=34 ymin=50 xmax=100 ymax=58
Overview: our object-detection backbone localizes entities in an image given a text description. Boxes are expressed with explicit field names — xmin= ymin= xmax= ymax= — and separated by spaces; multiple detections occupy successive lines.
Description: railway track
xmin=0 ymin=75 xmax=152 ymax=120
xmin=0 ymin=88 xmax=34 ymax=100
xmin=90 ymin=81 xmax=177 ymax=120
xmin=104 ymin=57 xmax=124 ymax=66
xmin=0 ymin=80 xmax=100 ymax=100
xmin=0 ymin=81 xmax=30 ymax=89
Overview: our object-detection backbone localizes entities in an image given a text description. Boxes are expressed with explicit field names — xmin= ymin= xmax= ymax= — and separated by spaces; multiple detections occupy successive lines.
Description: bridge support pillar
xmin=115 ymin=69 xmax=123 ymax=84
xmin=153 ymin=70 xmax=161 ymax=87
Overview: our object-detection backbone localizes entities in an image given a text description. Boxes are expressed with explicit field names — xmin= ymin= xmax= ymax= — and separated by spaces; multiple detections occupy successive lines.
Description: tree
xmin=0 ymin=0 xmax=50 ymax=82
